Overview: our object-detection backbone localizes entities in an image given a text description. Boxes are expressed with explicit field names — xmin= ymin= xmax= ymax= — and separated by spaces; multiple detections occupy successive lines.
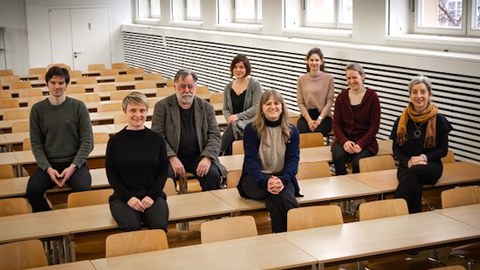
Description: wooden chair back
xmin=288 ymin=114 xmax=300 ymax=125
xmin=106 ymin=229 xmax=168 ymax=258
xmin=94 ymin=83 xmax=117 ymax=92
xmin=97 ymin=102 xmax=123 ymax=112
xmin=67 ymin=189 xmax=113 ymax=208
xmin=111 ymin=62 xmax=129 ymax=70
xmin=166 ymin=79 xmax=174 ymax=87
xmin=299 ymin=132 xmax=324 ymax=148
xmin=156 ymin=87 xmax=175 ymax=96
xmin=113 ymin=112 xmax=127 ymax=124
xmin=110 ymin=90 xmax=133 ymax=100
xmin=200 ymin=216 xmax=258 ymax=244
xmin=359 ymin=155 xmax=396 ymax=173
xmin=23 ymin=137 xmax=31 ymax=151
xmin=226 ymin=169 xmax=242 ymax=188
xmin=11 ymin=120 xmax=30 ymax=133
xmin=9 ymin=81 xmax=32 ymax=89
xmin=24 ymin=96 xmax=46 ymax=106
xmin=0 ymin=99 xmax=20 ymax=109
xmin=114 ymin=74 xmax=136 ymax=82
xmin=28 ymin=67 xmax=47 ymax=75
xmin=441 ymin=149 xmax=455 ymax=163
xmin=0 ymin=69 xmax=14 ymax=76
xmin=359 ymin=198 xmax=409 ymax=221
xmin=69 ymin=70 xmax=83 ymax=78
xmin=3 ymin=108 xmax=30 ymax=120
xmin=232 ymin=140 xmax=244 ymax=155
xmin=70 ymin=93 xmax=101 ymax=103
xmin=100 ymin=69 xmax=119 ymax=76
xmin=66 ymin=85 xmax=86 ymax=94
xmin=142 ymin=73 xmax=163 ymax=80
xmin=126 ymin=68 xmax=145 ymax=74
xmin=0 ymin=164 xmax=15 ymax=179
xmin=164 ymin=178 xmax=177 ymax=196
xmin=297 ymin=161 xmax=331 ymax=180
xmin=75 ymin=76 xmax=97 ymax=85
xmin=0 ymin=92 xmax=12 ymax=99
xmin=48 ymin=63 xmax=69 ymax=69
xmin=94 ymin=132 xmax=110 ymax=144
xmin=209 ymin=92 xmax=223 ymax=104
xmin=135 ymin=81 xmax=157 ymax=89
xmin=0 ymin=239 xmax=48 ymax=269
xmin=196 ymin=86 xmax=209 ymax=94
xmin=0 ymin=75 xmax=20 ymax=83
xmin=17 ymin=88 xmax=43 ymax=97
xmin=441 ymin=186 xmax=480 ymax=208
xmin=287 ymin=205 xmax=343 ymax=231
xmin=88 ymin=63 xmax=106 ymax=71
xmin=0 ymin=198 xmax=31 ymax=216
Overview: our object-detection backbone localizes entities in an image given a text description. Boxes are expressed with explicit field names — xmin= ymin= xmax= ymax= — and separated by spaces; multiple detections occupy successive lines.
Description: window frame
xmin=233 ymin=0 xmax=262 ymax=24
xmin=135 ymin=0 xmax=161 ymax=23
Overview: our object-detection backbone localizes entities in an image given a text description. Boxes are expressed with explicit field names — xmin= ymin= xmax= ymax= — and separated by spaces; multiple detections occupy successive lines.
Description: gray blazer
xmin=151 ymin=94 xmax=226 ymax=176
xmin=222 ymin=77 xmax=263 ymax=140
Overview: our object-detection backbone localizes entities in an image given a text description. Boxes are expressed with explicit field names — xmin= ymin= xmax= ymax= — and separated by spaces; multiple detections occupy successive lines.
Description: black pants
xmin=331 ymin=142 xmax=374 ymax=175
xmin=240 ymin=173 xmax=299 ymax=233
xmin=296 ymin=110 xmax=332 ymax=136
xmin=109 ymin=196 xmax=169 ymax=232
xmin=394 ymin=163 xmax=442 ymax=213
xmin=220 ymin=124 xmax=238 ymax=156
xmin=168 ymin=156 xmax=222 ymax=191
xmin=26 ymin=162 xmax=91 ymax=212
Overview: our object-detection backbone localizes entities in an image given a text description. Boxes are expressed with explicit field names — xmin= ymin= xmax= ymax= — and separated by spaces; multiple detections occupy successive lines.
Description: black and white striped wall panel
xmin=123 ymin=31 xmax=480 ymax=164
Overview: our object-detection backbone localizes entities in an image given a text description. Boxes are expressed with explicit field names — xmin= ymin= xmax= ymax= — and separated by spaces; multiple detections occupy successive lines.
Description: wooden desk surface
xmin=279 ymin=211 xmax=480 ymax=265
xmin=55 ymin=191 xmax=235 ymax=234
xmin=29 ymin=260 xmax=96 ymax=270
xmin=0 ymin=151 xmax=18 ymax=165
xmin=92 ymin=234 xmax=317 ymax=270
xmin=0 ymin=211 xmax=69 ymax=244
xmin=348 ymin=161 xmax=480 ymax=193
xmin=436 ymin=204 xmax=480 ymax=229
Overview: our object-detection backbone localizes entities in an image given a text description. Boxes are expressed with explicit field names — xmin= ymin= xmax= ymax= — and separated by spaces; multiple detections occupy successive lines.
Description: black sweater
xmin=106 ymin=127 xmax=168 ymax=202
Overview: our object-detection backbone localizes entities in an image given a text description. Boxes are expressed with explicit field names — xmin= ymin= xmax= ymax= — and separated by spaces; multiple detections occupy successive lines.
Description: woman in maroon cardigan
xmin=331 ymin=63 xmax=381 ymax=175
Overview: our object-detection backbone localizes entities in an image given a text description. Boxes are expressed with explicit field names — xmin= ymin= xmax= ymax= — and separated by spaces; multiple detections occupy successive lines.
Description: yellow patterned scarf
xmin=396 ymin=103 xmax=438 ymax=148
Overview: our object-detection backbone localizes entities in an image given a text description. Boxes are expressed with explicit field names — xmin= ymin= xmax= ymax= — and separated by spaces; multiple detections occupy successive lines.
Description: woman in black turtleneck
xmin=106 ymin=92 xmax=169 ymax=232
xmin=237 ymin=89 xmax=302 ymax=233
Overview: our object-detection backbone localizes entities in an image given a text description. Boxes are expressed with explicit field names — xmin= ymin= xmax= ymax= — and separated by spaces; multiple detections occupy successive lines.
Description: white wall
xmin=0 ymin=0 xmax=30 ymax=74
xmin=25 ymin=0 xmax=131 ymax=69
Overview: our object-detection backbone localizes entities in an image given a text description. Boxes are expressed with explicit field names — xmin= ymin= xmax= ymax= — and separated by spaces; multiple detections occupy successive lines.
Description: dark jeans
xmin=296 ymin=110 xmax=332 ymax=136
xmin=26 ymin=162 xmax=91 ymax=212
xmin=394 ymin=163 xmax=442 ymax=213
xmin=109 ymin=196 xmax=169 ymax=232
xmin=331 ymin=143 xmax=374 ymax=175
xmin=168 ymin=156 xmax=222 ymax=191
xmin=239 ymin=173 xmax=299 ymax=233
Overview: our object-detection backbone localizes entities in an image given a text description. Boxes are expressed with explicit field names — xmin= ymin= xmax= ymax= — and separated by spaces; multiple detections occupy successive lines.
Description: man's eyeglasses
xmin=177 ymin=84 xmax=196 ymax=90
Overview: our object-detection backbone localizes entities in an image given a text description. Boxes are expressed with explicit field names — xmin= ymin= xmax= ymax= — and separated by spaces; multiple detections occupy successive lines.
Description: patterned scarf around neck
xmin=396 ymin=103 xmax=438 ymax=148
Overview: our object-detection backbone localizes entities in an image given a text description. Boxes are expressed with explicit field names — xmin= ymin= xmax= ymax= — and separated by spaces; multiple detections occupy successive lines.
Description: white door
xmin=49 ymin=7 xmax=112 ymax=71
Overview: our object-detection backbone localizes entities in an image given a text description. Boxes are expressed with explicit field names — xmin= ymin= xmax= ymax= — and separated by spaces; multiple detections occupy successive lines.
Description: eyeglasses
xmin=177 ymin=84 xmax=196 ymax=90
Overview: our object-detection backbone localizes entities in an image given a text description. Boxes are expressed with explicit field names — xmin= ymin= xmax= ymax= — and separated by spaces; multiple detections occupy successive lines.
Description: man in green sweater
xmin=26 ymin=66 xmax=94 ymax=212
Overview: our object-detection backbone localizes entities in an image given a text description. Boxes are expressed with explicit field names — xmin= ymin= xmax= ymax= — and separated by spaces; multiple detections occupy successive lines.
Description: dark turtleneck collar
xmin=265 ymin=117 xmax=282 ymax=127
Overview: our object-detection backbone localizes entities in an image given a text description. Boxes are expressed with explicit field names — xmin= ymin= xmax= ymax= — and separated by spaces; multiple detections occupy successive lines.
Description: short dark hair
xmin=174 ymin=69 xmax=198 ymax=83
xmin=306 ymin=47 xmax=325 ymax=72
xmin=45 ymin=66 xmax=70 ymax=84
xmin=229 ymin=54 xmax=252 ymax=78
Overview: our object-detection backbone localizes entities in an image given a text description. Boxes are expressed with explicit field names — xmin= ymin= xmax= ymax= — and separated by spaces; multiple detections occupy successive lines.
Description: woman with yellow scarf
xmin=390 ymin=76 xmax=453 ymax=213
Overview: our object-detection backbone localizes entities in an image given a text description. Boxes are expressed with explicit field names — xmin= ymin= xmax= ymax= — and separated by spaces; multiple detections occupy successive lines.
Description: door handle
xmin=73 ymin=51 xmax=82 ymax=58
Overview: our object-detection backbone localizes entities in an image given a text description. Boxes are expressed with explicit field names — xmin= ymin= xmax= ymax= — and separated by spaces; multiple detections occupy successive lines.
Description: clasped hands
xmin=307 ymin=117 xmax=322 ymax=132
xmin=169 ymin=156 xmax=212 ymax=178
xmin=267 ymin=176 xmax=284 ymax=195
xmin=47 ymin=164 xmax=76 ymax=188
xmin=127 ymin=196 xmax=154 ymax=212
xmin=343 ymin=141 xmax=363 ymax=154
xmin=407 ymin=155 xmax=427 ymax=168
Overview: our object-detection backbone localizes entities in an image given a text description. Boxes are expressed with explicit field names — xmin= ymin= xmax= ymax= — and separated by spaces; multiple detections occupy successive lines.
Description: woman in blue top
xmin=237 ymin=89 xmax=301 ymax=233
xmin=220 ymin=54 xmax=263 ymax=155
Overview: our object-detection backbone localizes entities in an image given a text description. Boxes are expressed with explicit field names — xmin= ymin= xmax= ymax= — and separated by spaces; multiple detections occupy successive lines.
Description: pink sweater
xmin=296 ymin=72 xmax=335 ymax=119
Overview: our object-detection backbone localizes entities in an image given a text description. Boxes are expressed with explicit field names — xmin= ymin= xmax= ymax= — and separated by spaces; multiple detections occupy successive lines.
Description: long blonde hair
xmin=252 ymin=89 xmax=291 ymax=145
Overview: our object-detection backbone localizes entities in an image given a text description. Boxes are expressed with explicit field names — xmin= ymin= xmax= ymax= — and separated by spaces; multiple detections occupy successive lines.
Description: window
xmin=415 ymin=0 xmax=480 ymax=36
xmin=235 ymin=0 xmax=262 ymax=23
xmin=284 ymin=0 xmax=352 ymax=30
xmin=136 ymin=0 xmax=161 ymax=20
xmin=172 ymin=0 xmax=202 ymax=21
